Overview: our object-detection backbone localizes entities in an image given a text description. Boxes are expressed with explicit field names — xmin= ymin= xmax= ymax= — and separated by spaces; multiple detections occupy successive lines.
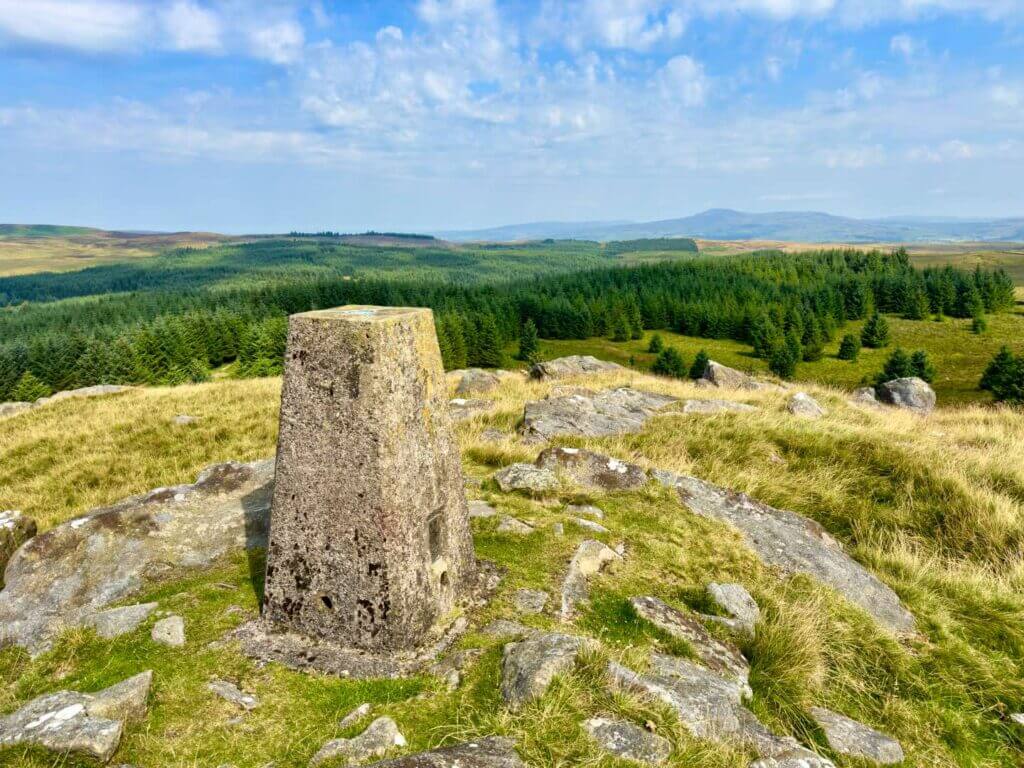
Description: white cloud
xmin=889 ymin=33 xmax=919 ymax=59
xmin=821 ymin=144 xmax=885 ymax=168
xmin=0 ymin=0 xmax=145 ymax=52
xmin=161 ymin=0 xmax=221 ymax=53
xmin=659 ymin=55 xmax=708 ymax=106
xmin=990 ymin=83 xmax=1021 ymax=107
xmin=247 ymin=19 xmax=305 ymax=65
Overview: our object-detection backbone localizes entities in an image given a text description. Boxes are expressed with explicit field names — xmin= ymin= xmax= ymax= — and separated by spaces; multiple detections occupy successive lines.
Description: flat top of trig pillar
xmin=293 ymin=305 xmax=432 ymax=323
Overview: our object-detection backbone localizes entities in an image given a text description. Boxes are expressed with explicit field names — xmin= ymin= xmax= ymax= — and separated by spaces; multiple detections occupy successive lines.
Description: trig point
xmin=262 ymin=305 xmax=476 ymax=652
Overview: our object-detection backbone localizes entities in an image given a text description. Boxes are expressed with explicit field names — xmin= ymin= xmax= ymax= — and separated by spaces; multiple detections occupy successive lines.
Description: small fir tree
xmin=651 ymin=347 xmax=688 ymax=378
xmin=689 ymin=349 xmax=710 ymax=380
xmin=647 ymin=333 xmax=664 ymax=354
xmin=11 ymin=370 xmax=52 ymax=401
xmin=980 ymin=347 xmax=1024 ymax=404
xmin=861 ymin=313 xmax=891 ymax=348
xmin=516 ymin=319 xmax=540 ymax=363
xmin=910 ymin=350 xmax=935 ymax=383
xmin=837 ymin=333 xmax=860 ymax=362
xmin=971 ymin=311 xmax=988 ymax=335
xmin=875 ymin=348 xmax=913 ymax=385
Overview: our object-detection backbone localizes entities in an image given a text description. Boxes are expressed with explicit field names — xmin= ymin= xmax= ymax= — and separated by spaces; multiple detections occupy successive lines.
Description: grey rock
xmin=748 ymin=752 xmax=837 ymax=768
xmin=172 ymin=414 xmax=198 ymax=426
xmin=449 ymin=397 xmax=494 ymax=422
xmin=311 ymin=716 xmax=406 ymax=766
xmin=0 ymin=401 xmax=33 ymax=419
xmin=208 ymin=679 xmax=259 ymax=711
xmin=536 ymin=447 xmax=649 ymax=491
xmin=454 ymin=368 xmax=502 ymax=396
xmin=629 ymin=596 xmax=750 ymax=687
xmin=34 ymin=385 xmax=131 ymax=408
xmin=0 ymin=670 xmax=152 ymax=762
xmin=151 ymin=615 xmax=185 ymax=647
xmin=551 ymin=522 xmax=564 ymax=536
xmin=521 ymin=387 xmax=678 ymax=440
xmin=566 ymin=504 xmax=604 ymax=520
xmin=583 ymin=717 xmax=672 ymax=765
xmin=480 ymin=428 xmax=508 ymax=442
xmin=876 ymin=377 xmax=936 ymax=414
xmin=571 ymin=517 xmax=610 ymax=534
xmin=493 ymin=463 xmax=559 ymax=494
xmin=809 ymin=707 xmax=904 ymax=764
xmin=513 ymin=589 xmax=549 ymax=615
xmin=682 ymin=399 xmax=758 ymax=414
xmin=85 ymin=602 xmax=158 ymax=640
xmin=501 ymin=631 xmax=595 ymax=708
xmin=707 ymin=583 xmax=760 ymax=636
xmin=468 ymin=500 xmax=497 ymax=518
xmin=701 ymin=361 xmax=776 ymax=391
xmin=339 ymin=703 xmax=371 ymax=729
xmin=787 ymin=393 xmax=826 ymax=419
xmin=561 ymin=540 xmax=620 ymax=619
xmin=547 ymin=385 xmax=597 ymax=398
xmin=850 ymin=387 xmax=879 ymax=406
xmin=0 ymin=510 xmax=37 ymax=580
xmin=1010 ymin=713 xmax=1024 ymax=726
xmin=652 ymin=471 xmax=914 ymax=633
xmin=0 ymin=459 xmax=275 ymax=655
xmin=361 ymin=737 xmax=524 ymax=767
xmin=497 ymin=516 xmax=535 ymax=535
xmin=529 ymin=355 xmax=624 ymax=380
xmin=480 ymin=619 xmax=535 ymax=638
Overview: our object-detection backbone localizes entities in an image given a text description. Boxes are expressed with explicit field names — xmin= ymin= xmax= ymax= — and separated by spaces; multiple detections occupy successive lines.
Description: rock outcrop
xmin=681 ymin=399 xmax=757 ymax=414
xmin=561 ymin=540 xmax=620 ymax=619
xmin=536 ymin=447 xmax=649 ymax=491
xmin=449 ymin=398 xmax=495 ymax=421
xmin=529 ymin=355 xmax=624 ymax=380
xmin=787 ymin=393 xmax=826 ymax=419
xmin=453 ymin=368 xmax=502 ymax=396
xmin=706 ymin=583 xmax=760 ymax=636
xmin=513 ymin=589 xmax=549 ymax=615
xmin=493 ymin=464 xmax=559 ymax=494
xmin=876 ymin=377 xmax=936 ymax=414
xmin=0 ymin=459 xmax=274 ymax=654
xmin=362 ymin=737 xmax=524 ymax=767
xmin=809 ymin=707 xmax=904 ymax=765
xmin=701 ymin=361 xmax=779 ymax=391
xmin=496 ymin=516 xmax=535 ymax=535
xmin=0 ymin=670 xmax=152 ymax=762
xmin=501 ymin=631 xmax=595 ymax=708
xmin=84 ymin=603 xmax=158 ymax=640
xmin=0 ymin=402 xmax=32 ymax=419
xmin=583 ymin=717 xmax=672 ymax=765
xmin=0 ymin=510 xmax=37 ymax=579
xmin=520 ymin=388 xmax=677 ymax=440
xmin=311 ymin=717 xmax=406 ymax=766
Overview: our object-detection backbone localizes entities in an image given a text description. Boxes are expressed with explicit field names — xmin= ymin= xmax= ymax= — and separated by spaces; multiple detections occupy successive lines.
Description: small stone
xmin=566 ymin=504 xmax=604 ymax=520
xmin=501 ymin=632 xmax=595 ymax=709
xmin=310 ymin=716 xmax=406 ymax=766
xmin=513 ymin=589 xmax=549 ymax=615
xmin=809 ymin=707 xmax=904 ymax=764
xmin=681 ymin=399 xmax=758 ymax=414
xmin=358 ymin=737 xmax=524 ymax=766
xmin=468 ymin=500 xmax=497 ymax=518
xmin=86 ymin=603 xmax=158 ymax=640
xmin=571 ymin=517 xmax=610 ymax=534
xmin=480 ymin=620 xmax=534 ymax=638
xmin=151 ymin=615 xmax=185 ymax=647
xmin=707 ymin=583 xmax=760 ymax=636
xmin=208 ymin=679 xmax=259 ymax=711
xmin=1010 ymin=713 xmax=1024 ymax=726
xmin=497 ymin=516 xmax=535 ymax=535
xmin=787 ymin=393 xmax=826 ymax=419
xmin=172 ymin=414 xmax=198 ymax=426
xmin=584 ymin=717 xmax=672 ymax=765
xmin=551 ymin=522 xmax=565 ymax=536
xmin=339 ymin=703 xmax=371 ymax=729
xmin=493 ymin=463 xmax=559 ymax=494
xmin=444 ymin=669 xmax=462 ymax=691
xmin=561 ymin=540 xmax=620 ymax=620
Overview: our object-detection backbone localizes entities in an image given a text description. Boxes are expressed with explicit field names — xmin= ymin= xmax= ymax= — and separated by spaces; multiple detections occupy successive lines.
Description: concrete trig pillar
xmin=262 ymin=306 xmax=475 ymax=651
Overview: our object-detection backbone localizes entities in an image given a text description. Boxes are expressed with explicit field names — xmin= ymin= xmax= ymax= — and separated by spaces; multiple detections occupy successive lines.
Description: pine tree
xmin=837 ymin=333 xmax=860 ymax=361
xmin=651 ymin=347 xmax=687 ymax=378
xmin=516 ymin=319 xmax=540 ymax=363
xmin=980 ymin=347 xmax=1024 ymax=403
xmin=860 ymin=313 xmax=891 ymax=348
xmin=689 ymin=349 xmax=709 ymax=380
xmin=472 ymin=314 xmax=503 ymax=368
xmin=10 ymin=370 xmax=52 ymax=402
xmin=610 ymin=312 xmax=631 ymax=343
xmin=801 ymin=316 xmax=824 ymax=362
xmin=903 ymin=285 xmax=930 ymax=320
xmin=971 ymin=311 xmax=988 ymax=335
xmin=647 ymin=333 xmax=664 ymax=353
xmin=875 ymin=348 xmax=913 ymax=385
xmin=186 ymin=358 xmax=211 ymax=383
xmin=910 ymin=350 xmax=935 ymax=383
xmin=768 ymin=339 xmax=798 ymax=379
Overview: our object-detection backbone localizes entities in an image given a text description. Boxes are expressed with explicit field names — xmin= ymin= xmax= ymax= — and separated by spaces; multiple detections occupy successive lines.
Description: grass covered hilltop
xmin=2 ymin=365 xmax=1024 ymax=767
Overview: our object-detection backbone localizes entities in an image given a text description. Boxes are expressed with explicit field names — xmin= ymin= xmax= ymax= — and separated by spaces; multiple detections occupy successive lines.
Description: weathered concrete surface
xmin=264 ymin=306 xmax=475 ymax=652
xmin=493 ymin=464 xmax=558 ymax=494
xmin=529 ymin=355 xmax=624 ymax=380
xmin=876 ymin=377 xmax=936 ymax=414
xmin=0 ymin=670 xmax=151 ymax=762
xmin=561 ymin=540 xmax=620 ymax=619
xmin=536 ymin=447 xmax=649 ymax=491
xmin=362 ymin=737 xmax=524 ymax=767
xmin=707 ymin=583 xmax=760 ymax=636
xmin=583 ymin=717 xmax=672 ymax=765
xmin=629 ymin=596 xmax=749 ymax=687
xmin=652 ymin=470 xmax=914 ymax=633
xmin=681 ymin=399 xmax=758 ymax=415
xmin=0 ymin=460 xmax=274 ymax=655
xmin=810 ymin=707 xmax=904 ymax=764
xmin=787 ymin=393 xmax=826 ymax=419
xmin=311 ymin=716 xmax=406 ymax=766
xmin=520 ymin=388 xmax=678 ymax=440
xmin=501 ymin=631 xmax=596 ymax=708
xmin=1 ymin=510 xmax=36 ymax=580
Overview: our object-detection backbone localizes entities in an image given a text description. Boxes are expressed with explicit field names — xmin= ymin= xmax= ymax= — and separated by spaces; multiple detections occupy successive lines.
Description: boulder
xmin=536 ymin=447 xmax=649 ymax=491
xmin=809 ymin=707 xmax=904 ymax=764
xmin=571 ymin=517 xmax=609 ymax=534
xmin=84 ymin=602 xmax=158 ymax=640
xmin=787 ymin=393 xmax=826 ymax=419
xmin=454 ymin=368 xmax=503 ymax=396
xmin=547 ymin=385 xmax=597 ymax=399
xmin=706 ymin=583 xmax=760 ymax=636
xmin=566 ymin=504 xmax=604 ymax=520
xmin=501 ymin=631 xmax=595 ymax=708
xmin=35 ymin=384 xmax=131 ymax=408
xmin=467 ymin=500 xmax=497 ymax=518
xmin=496 ymin=517 xmax=535 ymax=535
xmin=850 ymin=387 xmax=878 ymax=406
xmin=449 ymin=398 xmax=494 ymax=422
xmin=521 ymin=388 xmax=678 ymax=440
xmin=311 ymin=717 xmax=406 ymax=766
xmin=629 ymin=596 xmax=749 ymax=687
xmin=652 ymin=471 xmax=914 ymax=634
xmin=529 ymin=355 xmax=624 ymax=380
xmin=480 ymin=619 xmax=535 ymax=638
xmin=513 ymin=589 xmax=549 ymax=615
xmin=583 ymin=717 xmax=672 ymax=765
xmin=0 ymin=402 xmax=32 ymax=419
xmin=0 ymin=670 xmax=152 ymax=762
xmin=700 ymin=361 xmax=775 ymax=391
xmin=493 ymin=464 xmax=559 ymax=494
xmin=0 ymin=510 xmax=37 ymax=579
xmin=208 ymin=679 xmax=259 ymax=711
xmin=151 ymin=615 xmax=185 ymax=647
xmin=876 ymin=377 xmax=936 ymax=414
xmin=681 ymin=399 xmax=758 ymax=415
xmin=561 ymin=540 xmax=620 ymax=620
xmin=0 ymin=459 xmax=274 ymax=655
xmin=361 ymin=737 xmax=524 ymax=767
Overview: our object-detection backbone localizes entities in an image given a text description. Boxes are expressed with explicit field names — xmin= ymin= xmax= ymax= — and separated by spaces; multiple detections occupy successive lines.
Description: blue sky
xmin=1 ymin=0 xmax=1023 ymax=233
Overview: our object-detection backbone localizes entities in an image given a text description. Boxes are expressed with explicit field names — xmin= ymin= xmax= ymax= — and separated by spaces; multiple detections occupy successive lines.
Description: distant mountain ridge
xmin=437 ymin=209 xmax=1024 ymax=243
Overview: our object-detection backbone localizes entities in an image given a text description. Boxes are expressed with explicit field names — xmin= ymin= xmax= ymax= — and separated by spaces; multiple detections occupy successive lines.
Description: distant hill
xmin=438 ymin=209 xmax=1024 ymax=243
xmin=0 ymin=224 xmax=104 ymax=238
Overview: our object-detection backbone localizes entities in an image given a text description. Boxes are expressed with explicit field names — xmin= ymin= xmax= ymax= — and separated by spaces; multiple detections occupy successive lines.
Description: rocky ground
xmin=1 ymin=359 xmax=1023 ymax=766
